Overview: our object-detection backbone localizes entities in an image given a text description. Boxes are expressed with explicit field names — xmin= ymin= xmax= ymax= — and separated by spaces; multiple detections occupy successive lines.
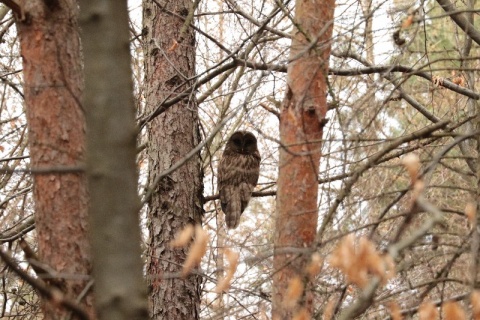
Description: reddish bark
xmin=17 ymin=1 xmax=94 ymax=319
xmin=143 ymin=1 xmax=203 ymax=319
xmin=272 ymin=0 xmax=335 ymax=318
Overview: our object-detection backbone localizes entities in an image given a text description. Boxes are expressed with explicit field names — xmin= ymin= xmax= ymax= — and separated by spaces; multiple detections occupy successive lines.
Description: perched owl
xmin=218 ymin=131 xmax=261 ymax=229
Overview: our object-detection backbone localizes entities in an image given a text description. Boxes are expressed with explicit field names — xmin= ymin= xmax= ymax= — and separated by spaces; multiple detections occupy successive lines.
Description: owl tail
xmin=222 ymin=183 xmax=252 ymax=229
xmin=225 ymin=213 xmax=241 ymax=229
xmin=223 ymin=198 xmax=242 ymax=229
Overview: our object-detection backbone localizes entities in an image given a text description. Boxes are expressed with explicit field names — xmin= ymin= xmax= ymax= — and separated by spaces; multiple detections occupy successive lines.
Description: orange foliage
xmin=419 ymin=301 xmax=438 ymax=320
xmin=292 ymin=307 xmax=310 ymax=320
xmin=387 ymin=301 xmax=403 ymax=320
xmin=169 ymin=224 xmax=195 ymax=248
xmin=471 ymin=291 xmax=480 ymax=320
xmin=181 ymin=225 xmax=209 ymax=277
xmin=285 ymin=276 xmax=304 ymax=308
xmin=401 ymin=15 xmax=414 ymax=28
xmin=215 ymin=248 xmax=239 ymax=293
xmin=465 ymin=202 xmax=476 ymax=225
xmin=329 ymin=235 xmax=395 ymax=287
xmin=442 ymin=301 xmax=466 ymax=320
xmin=305 ymin=253 xmax=323 ymax=278
xmin=323 ymin=297 xmax=336 ymax=320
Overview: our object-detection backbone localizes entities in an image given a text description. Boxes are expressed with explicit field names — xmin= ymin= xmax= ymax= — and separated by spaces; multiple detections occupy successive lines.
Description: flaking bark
xmin=272 ymin=0 xmax=335 ymax=318
xmin=16 ymin=1 xmax=94 ymax=318
xmin=143 ymin=1 xmax=203 ymax=319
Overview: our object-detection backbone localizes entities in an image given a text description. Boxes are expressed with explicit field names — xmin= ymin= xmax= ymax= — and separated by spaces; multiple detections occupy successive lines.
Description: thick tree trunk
xmin=16 ymin=1 xmax=94 ymax=319
xmin=143 ymin=1 xmax=203 ymax=319
xmin=272 ymin=0 xmax=335 ymax=319
xmin=80 ymin=1 xmax=149 ymax=319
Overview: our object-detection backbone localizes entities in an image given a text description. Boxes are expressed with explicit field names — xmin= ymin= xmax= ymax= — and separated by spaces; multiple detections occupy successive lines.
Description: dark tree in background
xmin=80 ymin=0 xmax=148 ymax=319
xmin=142 ymin=1 xmax=203 ymax=319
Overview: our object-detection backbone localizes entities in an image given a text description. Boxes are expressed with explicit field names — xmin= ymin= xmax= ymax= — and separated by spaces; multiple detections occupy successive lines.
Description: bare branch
xmin=0 ymin=247 xmax=90 ymax=320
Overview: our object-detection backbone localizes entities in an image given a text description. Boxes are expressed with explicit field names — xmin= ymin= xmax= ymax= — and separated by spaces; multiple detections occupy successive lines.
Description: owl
xmin=218 ymin=131 xmax=261 ymax=229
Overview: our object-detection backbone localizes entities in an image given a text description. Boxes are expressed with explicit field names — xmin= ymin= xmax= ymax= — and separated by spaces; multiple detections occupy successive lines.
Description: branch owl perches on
xmin=218 ymin=131 xmax=261 ymax=229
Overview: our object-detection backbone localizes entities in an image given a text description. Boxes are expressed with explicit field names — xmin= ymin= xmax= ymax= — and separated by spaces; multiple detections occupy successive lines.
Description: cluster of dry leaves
xmin=170 ymin=222 xmax=479 ymax=319
xmin=329 ymin=234 xmax=395 ymax=288
xmin=387 ymin=293 xmax=480 ymax=320
xmin=384 ymin=154 xmax=479 ymax=319
xmin=170 ymin=224 xmax=209 ymax=277
xmin=169 ymin=153 xmax=480 ymax=319
xmin=170 ymin=224 xmax=239 ymax=292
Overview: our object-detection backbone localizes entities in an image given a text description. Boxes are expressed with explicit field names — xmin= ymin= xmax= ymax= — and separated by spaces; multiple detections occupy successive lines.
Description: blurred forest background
xmin=0 ymin=0 xmax=479 ymax=319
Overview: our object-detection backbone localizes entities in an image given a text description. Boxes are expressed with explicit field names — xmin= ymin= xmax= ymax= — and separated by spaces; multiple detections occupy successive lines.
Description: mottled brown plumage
xmin=218 ymin=131 xmax=261 ymax=229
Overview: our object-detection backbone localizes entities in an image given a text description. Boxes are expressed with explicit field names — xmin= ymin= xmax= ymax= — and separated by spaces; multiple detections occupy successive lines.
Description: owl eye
xmin=244 ymin=138 xmax=254 ymax=145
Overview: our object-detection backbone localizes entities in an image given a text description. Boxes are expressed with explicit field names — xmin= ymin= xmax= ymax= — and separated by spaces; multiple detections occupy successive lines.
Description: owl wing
xmin=218 ymin=154 xmax=243 ymax=228
xmin=239 ymin=182 xmax=254 ymax=213
xmin=240 ymin=156 xmax=260 ymax=212
xmin=218 ymin=152 xmax=261 ymax=229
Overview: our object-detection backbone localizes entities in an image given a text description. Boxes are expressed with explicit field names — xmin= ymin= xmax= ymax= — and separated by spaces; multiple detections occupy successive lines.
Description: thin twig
xmin=0 ymin=247 xmax=90 ymax=320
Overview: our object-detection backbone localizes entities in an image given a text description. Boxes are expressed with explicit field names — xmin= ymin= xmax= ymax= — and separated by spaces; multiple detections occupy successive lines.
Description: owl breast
xmin=222 ymin=153 xmax=260 ymax=185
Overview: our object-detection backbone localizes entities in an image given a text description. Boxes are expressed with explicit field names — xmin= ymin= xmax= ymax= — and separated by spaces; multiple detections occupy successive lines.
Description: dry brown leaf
xmin=387 ymin=301 xmax=403 ymax=320
xmin=412 ymin=180 xmax=425 ymax=201
xmin=432 ymin=75 xmax=444 ymax=87
xmin=170 ymin=224 xmax=195 ymax=248
xmin=168 ymin=39 xmax=179 ymax=52
xmin=360 ymin=237 xmax=384 ymax=278
xmin=50 ymin=288 xmax=65 ymax=307
xmin=402 ymin=154 xmax=420 ymax=184
xmin=472 ymin=291 xmax=480 ymax=320
xmin=465 ymin=202 xmax=477 ymax=225
xmin=401 ymin=15 xmax=414 ymax=28
xmin=181 ymin=225 xmax=209 ymax=277
xmin=305 ymin=253 xmax=323 ymax=278
xmin=329 ymin=234 xmax=367 ymax=287
xmin=323 ymin=296 xmax=336 ymax=320
xmin=215 ymin=248 xmax=239 ymax=292
xmin=443 ymin=301 xmax=466 ymax=320
xmin=419 ymin=301 xmax=437 ymax=320
xmin=215 ymin=272 xmax=233 ymax=293
xmin=383 ymin=254 xmax=396 ymax=281
xmin=329 ymin=235 xmax=394 ymax=288
xmin=285 ymin=276 xmax=304 ymax=308
xmin=329 ymin=234 xmax=355 ymax=269
xmin=292 ymin=307 xmax=310 ymax=320
xmin=452 ymin=75 xmax=465 ymax=86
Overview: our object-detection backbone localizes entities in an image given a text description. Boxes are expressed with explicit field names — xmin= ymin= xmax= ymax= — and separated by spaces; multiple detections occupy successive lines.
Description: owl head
xmin=225 ymin=131 xmax=258 ymax=155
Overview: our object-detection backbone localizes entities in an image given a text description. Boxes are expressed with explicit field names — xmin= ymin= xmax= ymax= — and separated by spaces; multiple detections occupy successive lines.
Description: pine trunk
xmin=272 ymin=0 xmax=335 ymax=318
xmin=16 ymin=1 xmax=94 ymax=319
xmin=143 ymin=1 xmax=203 ymax=319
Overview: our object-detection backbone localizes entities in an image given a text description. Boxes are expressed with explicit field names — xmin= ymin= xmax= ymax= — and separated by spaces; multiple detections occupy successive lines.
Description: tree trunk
xmin=16 ymin=1 xmax=94 ymax=319
xmin=143 ymin=1 xmax=203 ymax=319
xmin=272 ymin=0 xmax=335 ymax=319
xmin=79 ymin=1 xmax=149 ymax=319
